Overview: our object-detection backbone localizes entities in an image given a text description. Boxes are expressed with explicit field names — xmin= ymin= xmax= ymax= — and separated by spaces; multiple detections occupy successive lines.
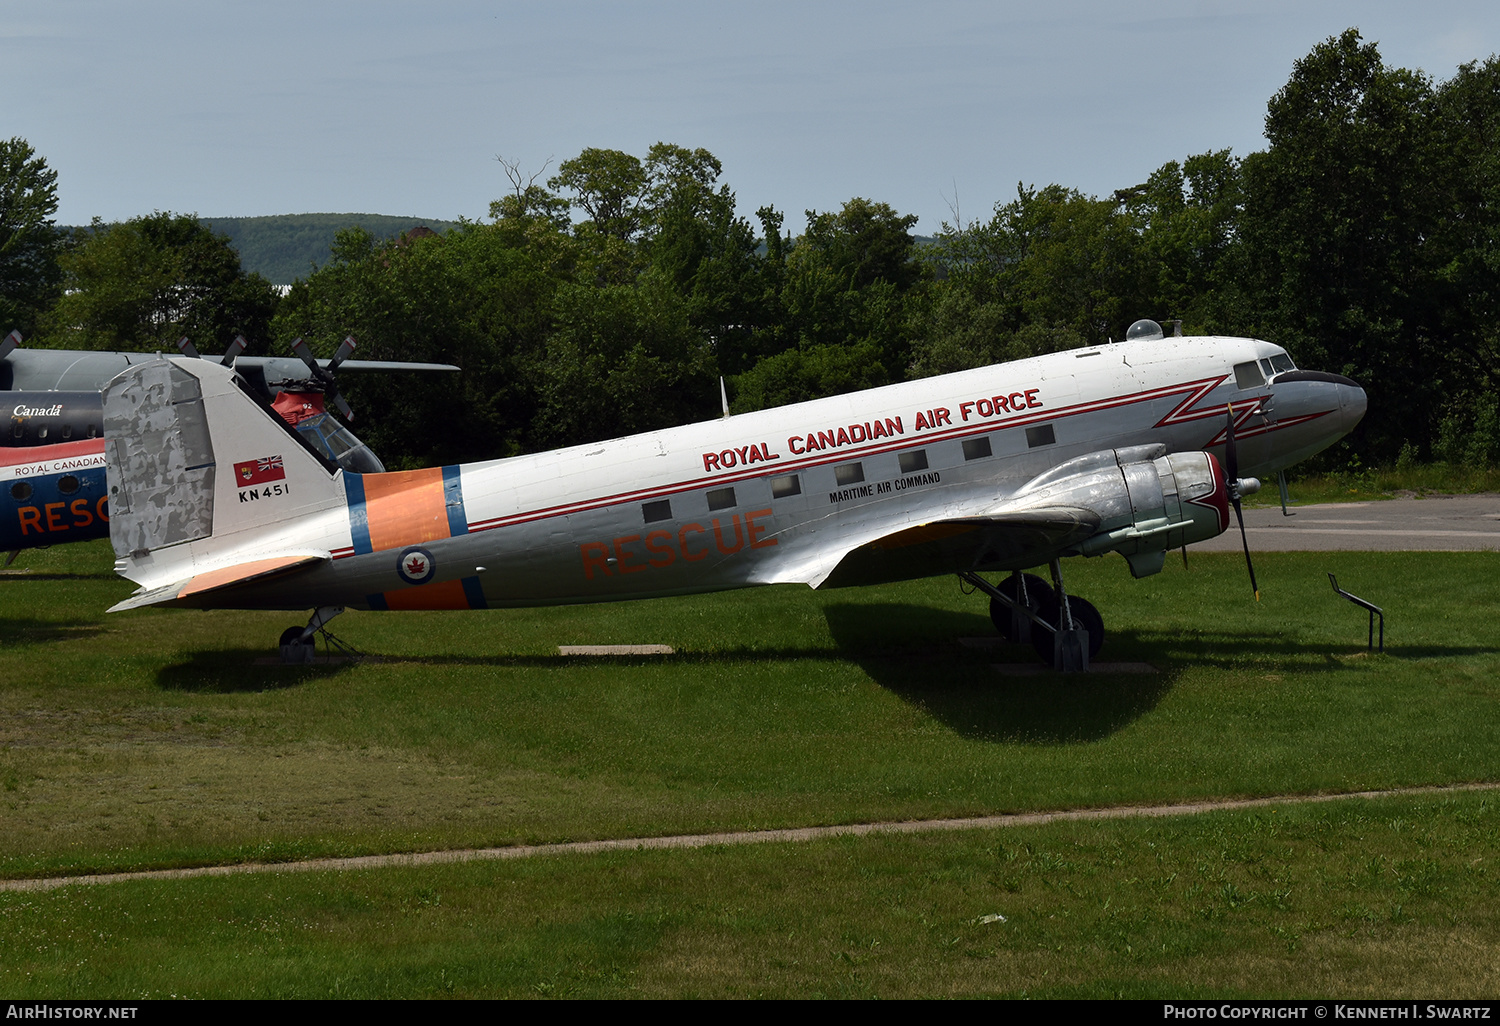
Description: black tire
xmin=1030 ymin=594 xmax=1105 ymax=664
xmin=988 ymin=573 xmax=1056 ymax=641
xmin=279 ymin=626 xmax=311 ymax=648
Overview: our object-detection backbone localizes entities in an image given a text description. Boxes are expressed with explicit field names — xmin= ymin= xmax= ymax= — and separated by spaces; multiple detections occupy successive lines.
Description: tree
xmin=1116 ymin=150 xmax=1243 ymax=333
xmin=274 ymin=221 xmax=561 ymax=466
xmin=926 ymin=184 xmax=1138 ymax=349
xmin=1237 ymin=28 xmax=1442 ymax=459
xmin=549 ymin=147 xmax=647 ymax=242
xmin=40 ymin=212 xmax=277 ymax=352
xmin=0 ymin=138 xmax=63 ymax=336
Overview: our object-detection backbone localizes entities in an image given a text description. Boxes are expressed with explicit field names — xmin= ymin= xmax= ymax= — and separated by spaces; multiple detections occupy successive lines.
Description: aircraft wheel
xmin=988 ymin=573 xmax=1056 ymax=640
xmin=1030 ymin=595 xmax=1105 ymax=664
xmin=279 ymin=625 xmax=315 ymax=662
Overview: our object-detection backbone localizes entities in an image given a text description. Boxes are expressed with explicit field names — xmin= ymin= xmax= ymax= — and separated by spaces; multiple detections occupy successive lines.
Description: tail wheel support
xmin=279 ymin=605 xmax=361 ymax=664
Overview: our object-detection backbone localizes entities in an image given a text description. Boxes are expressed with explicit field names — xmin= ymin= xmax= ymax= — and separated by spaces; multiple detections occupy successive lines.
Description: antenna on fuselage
xmin=720 ymin=376 xmax=730 ymax=418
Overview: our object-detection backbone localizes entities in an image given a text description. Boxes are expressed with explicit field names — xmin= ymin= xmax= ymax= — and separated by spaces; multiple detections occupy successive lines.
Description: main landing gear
xmin=959 ymin=560 xmax=1104 ymax=672
xmin=278 ymin=605 xmax=361 ymax=664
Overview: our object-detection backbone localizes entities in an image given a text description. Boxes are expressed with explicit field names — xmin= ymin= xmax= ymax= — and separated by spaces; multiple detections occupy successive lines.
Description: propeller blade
xmin=330 ymin=391 xmax=354 ymax=422
xmin=290 ymin=337 xmax=318 ymax=375
xmin=1224 ymin=402 xmax=1239 ymax=484
xmin=328 ymin=336 xmax=357 ymax=374
xmin=0 ymin=330 xmax=19 ymax=361
xmin=1224 ymin=402 xmax=1259 ymax=601
xmin=222 ymin=335 xmax=247 ymax=367
xmin=1232 ymin=493 xmax=1260 ymax=602
xmin=176 ymin=336 xmax=202 ymax=360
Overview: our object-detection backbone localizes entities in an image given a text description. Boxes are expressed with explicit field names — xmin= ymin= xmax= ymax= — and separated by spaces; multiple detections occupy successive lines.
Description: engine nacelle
xmin=1007 ymin=444 xmax=1229 ymax=578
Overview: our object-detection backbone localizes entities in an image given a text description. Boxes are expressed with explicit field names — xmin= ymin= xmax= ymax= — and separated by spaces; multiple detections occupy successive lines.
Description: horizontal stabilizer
xmin=107 ymin=554 xmax=327 ymax=612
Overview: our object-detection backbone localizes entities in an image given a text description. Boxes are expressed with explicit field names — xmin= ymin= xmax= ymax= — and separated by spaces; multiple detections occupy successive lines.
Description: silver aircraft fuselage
xmin=101 ymin=335 xmax=1365 ymax=615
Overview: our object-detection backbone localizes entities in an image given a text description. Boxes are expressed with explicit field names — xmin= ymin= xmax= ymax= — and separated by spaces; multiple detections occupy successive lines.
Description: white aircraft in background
xmin=99 ymin=320 xmax=1365 ymax=670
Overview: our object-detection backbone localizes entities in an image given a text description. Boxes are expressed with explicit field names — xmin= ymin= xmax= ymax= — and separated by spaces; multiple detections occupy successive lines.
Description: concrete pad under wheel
xmin=558 ymin=644 xmax=675 ymax=656
xmin=252 ymin=655 xmax=362 ymax=666
xmin=991 ymin=661 xmax=1159 ymax=675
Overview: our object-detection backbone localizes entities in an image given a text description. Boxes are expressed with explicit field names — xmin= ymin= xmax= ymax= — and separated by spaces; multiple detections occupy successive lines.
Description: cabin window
xmin=61 ymin=424 xmax=73 ymax=440
xmin=642 ymin=499 xmax=672 ymax=523
xmin=87 ymin=424 xmax=97 ymax=438
xmin=707 ymin=487 xmax=736 ymax=511
xmin=899 ymin=450 xmax=928 ymax=473
xmin=36 ymin=426 xmax=47 ymax=440
xmin=835 ymin=463 xmax=864 ymax=486
xmin=770 ymin=474 xmax=801 ymax=499
xmin=962 ymin=437 xmax=992 ymax=461
xmin=10 ymin=482 xmax=31 ymax=501
xmin=1234 ymin=361 xmax=1265 ymax=389
xmin=58 ymin=475 xmax=79 ymax=495
xmin=9 ymin=421 xmax=20 ymax=440
xmin=1025 ymin=425 xmax=1055 ymax=448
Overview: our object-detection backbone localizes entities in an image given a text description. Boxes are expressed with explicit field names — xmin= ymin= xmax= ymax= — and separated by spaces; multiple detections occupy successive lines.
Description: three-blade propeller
xmin=1224 ymin=403 xmax=1260 ymax=601
xmin=291 ymin=336 xmax=358 ymax=421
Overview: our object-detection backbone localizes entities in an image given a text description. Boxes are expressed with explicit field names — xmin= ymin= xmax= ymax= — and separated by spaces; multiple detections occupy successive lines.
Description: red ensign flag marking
xmin=234 ymin=455 xmax=285 ymax=487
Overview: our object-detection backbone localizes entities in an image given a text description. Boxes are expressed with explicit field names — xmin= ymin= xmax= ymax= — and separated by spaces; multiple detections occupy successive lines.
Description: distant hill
xmin=200 ymin=213 xmax=464 ymax=285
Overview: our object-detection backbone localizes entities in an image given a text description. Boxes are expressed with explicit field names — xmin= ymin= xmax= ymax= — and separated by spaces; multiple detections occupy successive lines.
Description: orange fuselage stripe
xmin=361 ymin=468 xmax=451 ymax=552
xmin=381 ymin=578 xmax=472 ymax=610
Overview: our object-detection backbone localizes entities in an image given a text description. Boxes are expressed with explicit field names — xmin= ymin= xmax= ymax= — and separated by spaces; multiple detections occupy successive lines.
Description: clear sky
xmin=7 ymin=1 xmax=1498 ymax=234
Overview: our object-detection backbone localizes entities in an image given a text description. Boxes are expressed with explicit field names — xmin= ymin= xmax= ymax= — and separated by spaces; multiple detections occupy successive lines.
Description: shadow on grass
xmin=157 ymin=649 xmax=353 ymax=692
xmin=0 ymin=571 xmax=121 ymax=582
xmin=1133 ymin=631 xmax=1496 ymax=667
xmin=823 ymin=601 xmax=1177 ymax=744
xmin=0 ymin=617 xmax=109 ymax=647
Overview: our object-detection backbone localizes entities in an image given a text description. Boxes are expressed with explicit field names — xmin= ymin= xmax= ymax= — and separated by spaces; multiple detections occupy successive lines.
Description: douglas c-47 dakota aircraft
xmin=98 ymin=320 xmax=1366 ymax=669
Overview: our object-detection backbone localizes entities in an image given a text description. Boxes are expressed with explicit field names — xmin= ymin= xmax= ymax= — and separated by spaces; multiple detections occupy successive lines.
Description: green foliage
xmin=0 ymin=137 xmax=63 ymax=336
xmin=40 ymin=212 xmax=276 ymax=351
xmin=731 ymin=339 xmax=890 ymax=411
xmin=1434 ymin=393 xmax=1500 ymax=468
xmin=529 ymin=271 xmax=719 ymax=447
xmin=201 ymin=213 xmax=463 ymax=285
xmin=273 ymin=221 xmax=560 ymax=465
xmin=1236 ymin=30 xmax=1447 ymax=460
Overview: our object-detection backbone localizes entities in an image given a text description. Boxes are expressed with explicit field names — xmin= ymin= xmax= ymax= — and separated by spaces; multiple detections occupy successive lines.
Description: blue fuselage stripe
xmin=344 ymin=473 xmax=372 ymax=555
xmin=442 ymin=465 xmax=467 ymax=537
xmin=461 ymin=575 xmax=487 ymax=609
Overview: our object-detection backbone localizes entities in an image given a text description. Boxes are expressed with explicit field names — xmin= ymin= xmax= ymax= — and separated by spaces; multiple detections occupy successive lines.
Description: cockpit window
xmin=1270 ymin=353 xmax=1296 ymax=374
xmin=293 ymin=414 xmax=385 ymax=473
xmin=1233 ymin=361 xmax=1265 ymax=389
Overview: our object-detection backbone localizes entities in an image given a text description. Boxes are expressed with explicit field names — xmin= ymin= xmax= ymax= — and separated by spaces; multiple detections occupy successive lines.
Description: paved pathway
xmin=4 ymin=782 xmax=1495 ymax=894
xmin=1193 ymin=493 xmax=1500 ymax=551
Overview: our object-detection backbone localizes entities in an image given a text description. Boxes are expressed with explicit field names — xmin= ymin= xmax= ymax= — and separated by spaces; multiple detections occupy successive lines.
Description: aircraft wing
xmin=107 ymin=554 xmax=328 ymax=612
xmin=769 ymin=507 xmax=1101 ymax=591
xmin=2 ymin=349 xmax=458 ymax=391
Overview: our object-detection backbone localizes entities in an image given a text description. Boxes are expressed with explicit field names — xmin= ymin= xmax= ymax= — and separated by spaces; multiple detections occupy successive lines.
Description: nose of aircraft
xmin=1272 ymin=369 xmax=1367 ymax=436
xmin=1246 ymin=369 xmax=1367 ymax=475
xmin=1336 ymin=378 xmax=1368 ymax=435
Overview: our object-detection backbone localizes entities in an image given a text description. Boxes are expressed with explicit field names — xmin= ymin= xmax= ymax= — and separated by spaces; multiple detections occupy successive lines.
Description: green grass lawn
xmin=1 ymin=539 xmax=1497 ymax=996
xmin=2 ymin=539 xmax=1496 ymax=880
xmin=1 ymin=793 xmax=1494 ymax=998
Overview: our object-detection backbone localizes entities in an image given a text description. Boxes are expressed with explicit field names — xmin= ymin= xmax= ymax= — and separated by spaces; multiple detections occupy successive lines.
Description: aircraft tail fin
xmin=103 ymin=358 xmax=346 ymax=585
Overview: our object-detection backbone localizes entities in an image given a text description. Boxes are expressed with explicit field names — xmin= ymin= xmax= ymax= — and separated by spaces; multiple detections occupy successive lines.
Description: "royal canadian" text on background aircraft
xmin=98 ymin=320 xmax=1366 ymax=669
xmin=0 ymin=330 xmax=455 ymax=563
